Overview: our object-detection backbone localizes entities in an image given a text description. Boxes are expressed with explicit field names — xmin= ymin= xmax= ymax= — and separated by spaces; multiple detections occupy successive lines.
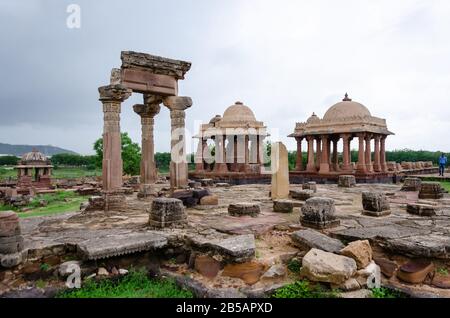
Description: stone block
xmin=419 ymin=182 xmax=444 ymax=199
xmin=192 ymin=188 xmax=211 ymax=200
xmin=406 ymin=203 xmax=436 ymax=216
xmin=271 ymin=142 xmax=290 ymax=200
xmin=397 ymin=259 xmax=434 ymax=284
xmin=273 ymin=200 xmax=294 ymax=213
xmin=401 ymin=178 xmax=422 ymax=192
xmin=300 ymin=248 xmax=357 ymax=284
xmin=302 ymin=182 xmax=317 ymax=193
xmin=228 ymin=203 xmax=261 ymax=217
xmin=84 ymin=196 xmax=105 ymax=211
xmin=340 ymin=240 xmax=373 ymax=269
xmin=290 ymin=189 xmax=314 ymax=201
xmin=171 ymin=190 xmax=198 ymax=207
xmin=300 ymin=197 xmax=340 ymax=229
xmin=338 ymin=175 xmax=356 ymax=188
xmin=149 ymin=198 xmax=187 ymax=228
xmin=361 ymin=192 xmax=390 ymax=217
xmin=291 ymin=229 xmax=344 ymax=253
xmin=200 ymin=195 xmax=219 ymax=206
xmin=199 ymin=179 xmax=214 ymax=187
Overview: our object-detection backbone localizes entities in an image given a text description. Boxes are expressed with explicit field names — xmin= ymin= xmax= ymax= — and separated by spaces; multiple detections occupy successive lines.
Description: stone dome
xmin=221 ymin=101 xmax=257 ymax=123
xmin=323 ymin=94 xmax=371 ymax=121
xmin=306 ymin=113 xmax=320 ymax=124
xmin=21 ymin=149 xmax=48 ymax=164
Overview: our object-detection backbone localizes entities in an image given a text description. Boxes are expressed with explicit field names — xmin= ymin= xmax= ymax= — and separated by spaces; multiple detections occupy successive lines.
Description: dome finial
xmin=343 ymin=93 xmax=352 ymax=102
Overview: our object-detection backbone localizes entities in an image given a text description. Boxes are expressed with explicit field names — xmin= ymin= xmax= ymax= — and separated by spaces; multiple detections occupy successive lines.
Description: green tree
xmin=93 ymin=132 xmax=141 ymax=176
xmin=0 ymin=155 xmax=19 ymax=166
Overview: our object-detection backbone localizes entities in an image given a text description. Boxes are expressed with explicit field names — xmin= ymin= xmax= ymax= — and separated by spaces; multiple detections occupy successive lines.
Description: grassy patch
xmin=52 ymin=167 xmax=102 ymax=179
xmin=440 ymin=182 xmax=450 ymax=193
xmin=371 ymin=287 xmax=406 ymax=298
xmin=56 ymin=269 xmax=193 ymax=298
xmin=272 ymin=280 xmax=339 ymax=298
xmin=437 ymin=267 xmax=449 ymax=276
xmin=0 ymin=190 xmax=86 ymax=218
xmin=287 ymin=259 xmax=301 ymax=274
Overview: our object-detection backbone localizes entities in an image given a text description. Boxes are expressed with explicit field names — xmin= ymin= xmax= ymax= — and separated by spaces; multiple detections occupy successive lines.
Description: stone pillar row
xmin=195 ymin=134 xmax=265 ymax=173
xmin=296 ymin=132 xmax=388 ymax=174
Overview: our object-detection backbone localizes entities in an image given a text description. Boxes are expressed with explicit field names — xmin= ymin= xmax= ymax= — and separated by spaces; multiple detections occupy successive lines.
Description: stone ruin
xmin=93 ymin=51 xmax=193 ymax=211
xmin=148 ymin=198 xmax=187 ymax=228
xmin=419 ymin=182 xmax=444 ymax=199
xmin=14 ymin=150 xmax=53 ymax=195
xmin=361 ymin=191 xmax=391 ymax=217
xmin=401 ymin=177 xmax=422 ymax=191
xmin=0 ymin=211 xmax=26 ymax=268
xmin=338 ymin=175 xmax=356 ymax=188
xmin=300 ymin=197 xmax=340 ymax=229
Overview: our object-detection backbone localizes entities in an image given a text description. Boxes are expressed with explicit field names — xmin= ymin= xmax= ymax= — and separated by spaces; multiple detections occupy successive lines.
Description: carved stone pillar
xmin=163 ymin=96 xmax=192 ymax=189
xmin=295 ymin=137 xmax=304 ymax=171
xmin=365 ymin=134 xmax=373 ymax=173
xmin=214 ymin=134 xmax=228 ymax=173
xmin=332 ymin=138 xmax=339 ymax=171
xmin=373 ymin=135 xmax=381 ymax=172
xmin=356 ymin=133 xmax=366 ymax=173
xmin=315 ymin=137 xmax=322 ymax=171
xmin=306 ymin=136 xmax=316 ymax=172
xmin=133 ymin=101 xmax=161 ymax=196
xmin=319 ymin=135 xmax=330 ymax=174
xmin=341 ymin=134 xmax=352 ymax=172
xmin=99 ymin=84 xmax=131 ymax=192
xmin=380 ymin=135 xmax=387 ymax=172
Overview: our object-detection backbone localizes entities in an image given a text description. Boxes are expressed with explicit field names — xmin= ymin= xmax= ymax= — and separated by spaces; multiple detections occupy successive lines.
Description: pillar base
xmin=137 ymin=184 xmax=158 ymax=199
xmin=319 ymin=163 xmax=330 ymax=174
xmin=103 ymin=190 xmax=126 ymax=212
xmin=356 ymin=163 xmax=366 ymax=174
xmin=214 ymin=163 xmax=229 ymax=173
xmin=306 ymin=164 xmax=317 ymax=172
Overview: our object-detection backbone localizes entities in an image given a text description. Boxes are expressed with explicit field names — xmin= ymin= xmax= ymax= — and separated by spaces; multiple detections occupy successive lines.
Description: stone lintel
xmin=121 ymin=51 xmax=191 ymax=79
xmin=98 ymin=84 xmax=132 ymax=102
xmin=133 ymin=103 xmax=161 ymax=117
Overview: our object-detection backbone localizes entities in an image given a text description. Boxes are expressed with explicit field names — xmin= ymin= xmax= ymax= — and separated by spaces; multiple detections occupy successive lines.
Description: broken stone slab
xmin=228 ymin=203 xmax=261 ymax=217
xmin=401 ymin=178 xmax=422 ymax=192
xmin=397 ymin=259 xmax=434 ymax=284
xmin=361 ymin=192 xmax=391 ymax=217
xmin=77 ymin=231 xmax=168 ymax=260
xmin=291 ymin=229 xmax=344 ymax=253
xmin=199 ymin=195 xmax=219 ymax=206
xmin=332 ymin=224 xmax=431 ymax=242
xmin=406 ymin=203 xmax=436 ymax=216
xmin=340 ymin=240 xmax=373 ymax=269
xmin=380 ymin=233 xmax=450 ymax=259
xmin=373 ymin=257 xmax=398 ymax=278
xmin=290 ymin=189 xmax=314 ymax=201
xmin=194 ymin=255 xmax=221 ymax=278
xmin=432 ymin=272 xmax=450 ymax=289
xmin=338 ymin=175 xmax=356 ymax=188
xmin=300 ymin=197 xmax=340 ymax=229
xmin=300 ymin=248 xmax=357 ymax=284
xmin=222 ymin=261 xmax=267 ymax=285
xmin=273 ymin=200 xmax=294 ymax=213
xmin=193 ymin=234 xmax=256 ymax=263
xmin=170 ymin=190 xmax=198 ymax=208
xmin=260 ymin=264 xmax=287 ymax=280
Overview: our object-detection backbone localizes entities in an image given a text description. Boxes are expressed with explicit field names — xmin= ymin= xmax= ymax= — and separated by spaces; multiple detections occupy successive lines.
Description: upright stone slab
xmin=271 ymin=142 xmax=289 ymax=200
xmin=300 ymin=197 xmax=340 ymax=229
xmin=361 ymin=192 xmax=391 ymax=217
xmin=149 ymin=198 xmax=187 ymax=228
xmin=338 ymin=175 xmax=356 ymax=188
xmin=419 ymin=182 xmax=444 ymax=199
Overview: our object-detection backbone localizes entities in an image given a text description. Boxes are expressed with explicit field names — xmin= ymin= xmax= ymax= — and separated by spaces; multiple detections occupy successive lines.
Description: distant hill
xmin=0 ymin=143 xmax=77 ymax=157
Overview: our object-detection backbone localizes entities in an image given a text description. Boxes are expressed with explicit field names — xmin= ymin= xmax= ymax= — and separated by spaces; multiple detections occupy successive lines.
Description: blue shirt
xmin=439 ymin=156 xmax=448 ymax=165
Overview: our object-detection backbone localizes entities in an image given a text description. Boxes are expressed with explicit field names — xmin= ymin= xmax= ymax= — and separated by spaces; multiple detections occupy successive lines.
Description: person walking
xmin=439 ymin=153 xmax=447 ymax=176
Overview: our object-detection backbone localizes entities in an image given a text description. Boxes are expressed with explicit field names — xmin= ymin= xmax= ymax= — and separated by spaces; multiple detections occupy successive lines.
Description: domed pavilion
xmin=288 ymin=94 xmax=394 ymax=181
xmin=15 ymin=149 xmax=53 ymax=190
xmin=191 ymin=101 xmax=269 ymax=181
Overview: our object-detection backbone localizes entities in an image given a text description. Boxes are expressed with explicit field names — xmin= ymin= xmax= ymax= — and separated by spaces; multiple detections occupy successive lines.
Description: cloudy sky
xmin=0 ymin=0 xmax=449 ymax=154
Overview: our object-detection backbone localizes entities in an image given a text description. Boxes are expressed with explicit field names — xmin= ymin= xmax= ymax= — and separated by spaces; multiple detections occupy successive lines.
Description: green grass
xmin=272 ymin=280 xmax=339 ymax=298
xmin=56 ymin=269 xmax=193 ymax=298
xmin=440 ymin=182 xmax=450 ymax=193
xmin=0 ymin=190 xmax=86 ymax=218
xmin=437 ymin=267 xmax=449 ymax=276
xmin=52 ymin=167 xmax=102 ymax=179
xmin=287 ymin=259 xmax=301 ymax=274
xmin=371 ymin=287 xmax=406 ymax=298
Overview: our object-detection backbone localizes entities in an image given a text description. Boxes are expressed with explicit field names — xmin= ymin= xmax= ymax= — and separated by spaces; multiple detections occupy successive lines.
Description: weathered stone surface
xmin=331 ymin=278 xmax=360 ymax=291
xmin=199 ymin=179 xmax=214 ymax=187
xmin=302 ymin=182 xmax=317 ymax=193
xmin=228 ymin=203 xmax=261 ymax=217
xmin=291 ymin=189 xmax=314 ymax=201
xmin=192 ymin=188 xmax=211 ymax=200
xmin=98 ymin=267 xmax=109 ymax=276
xmin=291 ymin=229 xmax=344 ymax=253
xmin=84 ymin=196 xmax=105 ymax=211
xmin=260 ymin=264 xmax=286 ymax=280
xmin=338 ymin=175 xmax=356 ymax=188
xmin=273 ymin=200 xmax=294 ymax=213
xmin=0 ymin=235 xmax=24 ymax=254
xmin=362 ymin=192 xmax=390 ymax=215
xmin=340 ymin=240 xmax=373 ymax=269
xmin=194 ymin=255 xmax=221 ymax=278
xmin=200 ymin=195 xmax=219 ymax=206
xmin=381 ymin=234 xmax=450 ymax=259
xmin=77 ymin=231 xmax=168 ymax=260
xmin=300 ymin=248 xmax=357 ymax=284
xmin=0 ymin=211 xmax=21 ymax=237
xmin=339 ymin=289 xmax=372 ymax=298
xmin=300 ymin=197 xmax=340 ymax=229
xmin=406 ymin=203 xmax=436 ymax=216
xmin=222 ymin=261 xmax=267 ymax=285
xmin=199 ymin=234 xmax=256 ymax=262
xmin=419 ymin=182 xmax=444 ymax=199
xmin=59 ymin=261 xmax=81 ymax=277
xmin=401 ymin=178 xmax=422 ymax=192
xmin=170 ymin=190 xmax=198 ymax=208
xmin=397 ymin=259 xmax=434 ymax=284
xmin=0 ymin=250 xmax=27 ymax=268
xmin=188 ymin=181 xmax=202 ymax=189
xmin=432 ymin=273 xmax=450 ymax=289
xmin=373 ymin=257 xmax=398 ymax=278
xmin=333 ymin=224 xmax=431 ymax=241
xmin=149 ymin=197 xmax=187 ymax=228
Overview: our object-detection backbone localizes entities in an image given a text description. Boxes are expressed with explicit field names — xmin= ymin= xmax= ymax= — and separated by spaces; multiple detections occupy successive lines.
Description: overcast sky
xmin=0 ymin=0 xmax=449 ymax=155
